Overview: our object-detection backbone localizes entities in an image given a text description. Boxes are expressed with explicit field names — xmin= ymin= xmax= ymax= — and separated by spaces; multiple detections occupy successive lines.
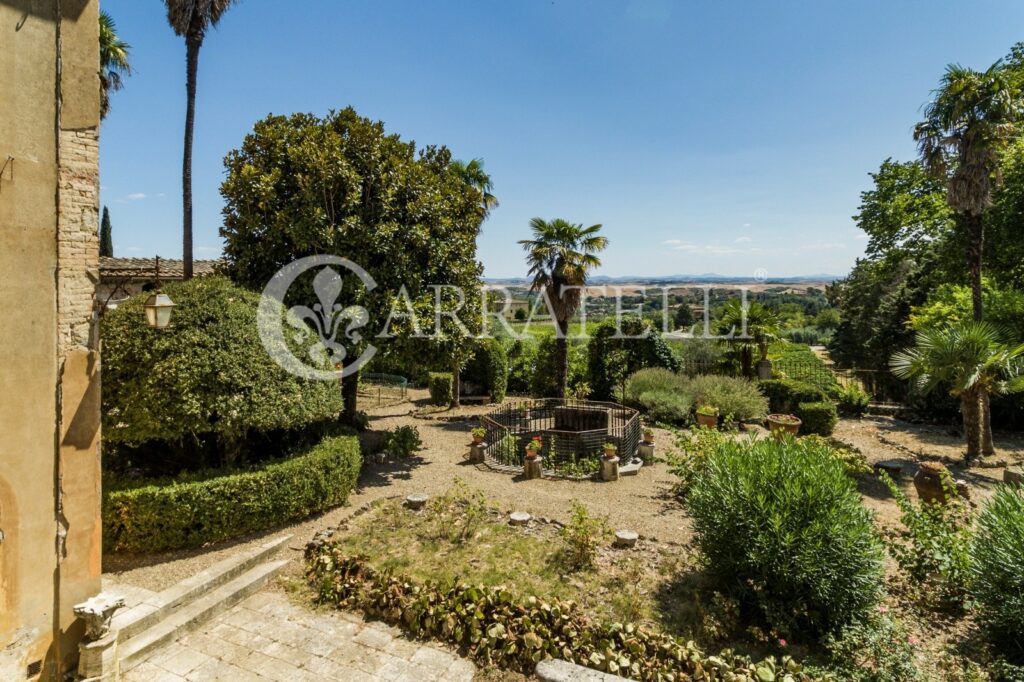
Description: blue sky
xmin=100 ymin=0 xmax=1024 ymax=278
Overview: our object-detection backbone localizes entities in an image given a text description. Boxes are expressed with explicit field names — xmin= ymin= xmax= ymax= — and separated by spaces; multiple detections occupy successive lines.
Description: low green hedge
xmin=428 ymin=372 xmax=454 ymax=406
xmin=796 ymin=401 xmax=839 ymax=436
xmin=758 ymin=378 xmax=829 ymax=414
xmin=306 ymin=549 xmax=810 ymax=681
xmin=104 ymin=435 xmax=362 ymax=552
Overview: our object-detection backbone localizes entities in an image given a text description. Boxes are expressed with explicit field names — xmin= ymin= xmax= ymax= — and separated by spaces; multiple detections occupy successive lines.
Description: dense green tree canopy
xmin=220 ymin=108 xmax=486 ymax=412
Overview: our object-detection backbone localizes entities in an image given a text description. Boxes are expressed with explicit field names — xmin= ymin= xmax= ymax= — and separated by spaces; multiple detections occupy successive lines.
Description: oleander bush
xmin=428 ymin=372 xmax=455 ymax=406
xmin=104 ymin=435 xmax=362 ymax=553
xmin=306 ymin=548 xmax=810 ymax=681
xmin=795 ymin=400 xmax=839 ymax=436
xmin=687 ymin=436 xmax=884 ymax=639
xmin=971 ymin=484 xmax=1024 ymax=659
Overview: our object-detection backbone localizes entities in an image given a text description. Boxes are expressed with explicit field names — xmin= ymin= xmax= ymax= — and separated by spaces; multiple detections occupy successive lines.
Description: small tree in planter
xmin=642 ymin=426 xmax=655 ymax=444
xmin=525 ymin=436 xmax=543 ymax=459
xmin=695 ymin=404 xmax=719 ymax=429
xmin=767 ymin=413 xmax=802 ymax=437
xmin=602 ymin=442 xmax=618 ymax=459
xmin=471 ymin=427 xmax=486 ymax=445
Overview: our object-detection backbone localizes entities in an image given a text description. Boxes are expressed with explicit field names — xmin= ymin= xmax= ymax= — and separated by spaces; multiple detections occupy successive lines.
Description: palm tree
xmin=451 ymin=158 xmax=499 ymax=217
xmin=891 ymin=322 xmax=1024 ymax=461
xmin=717 ymin=300 xmax=780 ymax=377
xmin=914 ymin=62 xmax=1022 ymax=321
xmin=519 ymin=218 xmax=608 ymax=398
xmin=99 ymin=11 xmax=131 ymax=120
xmin=164 ymin=0 xmax=236 ymax=279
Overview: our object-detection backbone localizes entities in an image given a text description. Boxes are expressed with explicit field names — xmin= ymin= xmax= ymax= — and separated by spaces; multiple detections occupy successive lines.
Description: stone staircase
xmin=105 ymin=535 xmax=292 ymax=672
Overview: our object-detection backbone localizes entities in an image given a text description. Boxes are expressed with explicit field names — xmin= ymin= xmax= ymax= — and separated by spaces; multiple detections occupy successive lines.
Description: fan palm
xmin=164 ymin=0 xmax=236 ymax=279
xmin=914 ymin=62 xmax=1022 ymax=321
xmin=451 ymin=158 xmax=499 ymax=217
xmin=99 ymin=11 xmax=131 ymax=120
xmin=519 ymin=218 xmax=608 ymax=398
xmin=717 ymin=300 xmax=780 ymax=377
xmin=891 ymin=322 xmax=1024 ymax=461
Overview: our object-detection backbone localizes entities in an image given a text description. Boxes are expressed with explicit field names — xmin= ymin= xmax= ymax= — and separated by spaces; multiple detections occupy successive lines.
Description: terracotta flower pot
xmin=603 ymin=447 xmax=617 ymax=459
xmin=767 ymin=414 xmax=801 ymax=436
xmin=696 ymin=412 xmax=719 ymax=428
xmin=643 ymin=433 xmax=655 ymax=445
xmin=914 ymin=461 xmax=951 ymax=504
xmin=472 ymin=435 xmax=484 ymax=445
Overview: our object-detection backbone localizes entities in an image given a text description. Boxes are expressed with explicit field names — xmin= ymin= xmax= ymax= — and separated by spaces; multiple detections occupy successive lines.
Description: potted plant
xmin=767 ymin=413 xmax=801 ymax=436
xmin=525 ymin=436 xmax=542 ymax=460
xmin=602 ymin=442 xmax=618 ymax=459
xmin=471 ymin=427 xmax=486 ymax=445
xmin=642 ymin=426 xmax=655 ymax=444
xmin=695 ymin=405 xmax=719 ymax=428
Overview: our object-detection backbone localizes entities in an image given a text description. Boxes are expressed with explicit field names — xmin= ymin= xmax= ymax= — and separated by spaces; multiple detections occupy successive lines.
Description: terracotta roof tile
xmin=99 ymin=257 xmax=221 ymax=280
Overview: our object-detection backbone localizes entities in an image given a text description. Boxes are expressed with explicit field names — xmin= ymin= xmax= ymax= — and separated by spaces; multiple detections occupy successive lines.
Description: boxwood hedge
xmin=104 ymin=435 xmax=361 ymax=553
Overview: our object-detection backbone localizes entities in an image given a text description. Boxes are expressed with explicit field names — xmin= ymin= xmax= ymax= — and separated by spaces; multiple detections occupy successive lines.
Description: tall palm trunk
xmin=555 ymin=317 xmax=569 ymax=398
xmin=182 ymin=35 xmax=201 ymax=280
xmin=980 ymin=390 xmax=995 ymax=456
xmin=961 ymin=389 xmax=982 ymax=462
xmin=963 ymin=212 xmax=984 ymax=322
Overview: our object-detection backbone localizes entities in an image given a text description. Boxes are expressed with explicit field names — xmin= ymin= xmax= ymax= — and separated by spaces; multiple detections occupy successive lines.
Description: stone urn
xmin=767 ymin=414 xmax=801 ymax=437
xmin=914 ymin=461 xmax=952 ymax=504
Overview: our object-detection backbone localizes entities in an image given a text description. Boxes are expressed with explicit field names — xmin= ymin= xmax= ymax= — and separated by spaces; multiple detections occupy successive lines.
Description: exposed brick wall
xmin=57 ymin=128 xmax=100 ymax=353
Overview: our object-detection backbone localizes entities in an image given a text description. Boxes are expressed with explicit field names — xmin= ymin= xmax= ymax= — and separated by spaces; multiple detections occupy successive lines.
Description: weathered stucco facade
xmin=1 ymin=0 xmax=103 ymax=679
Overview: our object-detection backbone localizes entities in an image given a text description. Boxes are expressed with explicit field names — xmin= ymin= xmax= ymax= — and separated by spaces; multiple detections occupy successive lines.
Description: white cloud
xmin=734 ymin=236 xmax=752 ymax=244
xmin=662 ymin=239 xmax=682 ymax=245
xmin=742 ymin=222 xmax=751 ymax=228
xmin=126 ymin=192 xmax=147 ymax=201
xmin=123 ymin=245 xmax=143 ymax=253
xmin=799 ymin=242 xmax=845 ymax=252
xmin=196 ymin=245 xmax=222 ymax=255
xmin=670 ymin=242 xmax=742 ymax=255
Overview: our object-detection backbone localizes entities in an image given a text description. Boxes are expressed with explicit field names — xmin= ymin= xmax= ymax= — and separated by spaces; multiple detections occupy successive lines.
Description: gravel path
xmin=104 ymin=392 xmax=688 ymax=591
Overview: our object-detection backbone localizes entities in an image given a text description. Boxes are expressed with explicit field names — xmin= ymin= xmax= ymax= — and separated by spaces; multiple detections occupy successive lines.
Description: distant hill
xmin=484 ymin=274 xmax=842 ymax=285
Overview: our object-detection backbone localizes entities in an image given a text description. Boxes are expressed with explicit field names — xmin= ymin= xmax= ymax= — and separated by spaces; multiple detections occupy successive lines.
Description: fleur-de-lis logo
xmin=258 ymin=256 xmax=377 ymax=380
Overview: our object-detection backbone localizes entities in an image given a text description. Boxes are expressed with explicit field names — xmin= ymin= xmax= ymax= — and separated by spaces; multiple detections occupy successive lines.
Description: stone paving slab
xmin=122 ymin=589 xmax=476 ymax=681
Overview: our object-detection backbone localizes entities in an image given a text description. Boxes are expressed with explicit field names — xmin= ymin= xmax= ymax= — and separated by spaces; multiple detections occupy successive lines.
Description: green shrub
xmin=462 ymin=339 xmax=508 ymax=402
xmin=972 ymin=484 xmax=1024 ymax=658
xmin=688 ymin=375 xmax=769 ymax=422
xmin=823 ymin=613 xmax=923 ymax=681
xmin=784 ymin=326 xmax=834 ymax=346
xmin=104 ymin=435 xmax=361 ymax=552
xmin=687 ymin=436 xmax=884 ymax=639
xmin=384 ymin=425 xmax=422 ymax=458
xmin=799 ymin=435 xmax=870 ymax=475
xmin=880 ymin=473 xmax=972 ymax=611
xmin=623 ymin=367 xmax=687 ymax=405
xmin=795 ymin=401 xmax=839 ymax=436
xmin=101 ymin=276 xmax=343 ymax=462
xmin=427 ymin=372 xmax=454 ymax=406
xmin=306 ymin=549 xmax=811 ymax=681
xmin=837 ymin=383 xmax=872 ymax=417
xmin=588 ymin=316 xmax=680 ymax=400
xmin=556 ymin=501 xmax=610 ymax=572
xmin=531 ymin=335 xmax=588 ymax=397
xmin=637 ymin=390 xmax=693 ymax=425
xmin=668 ymin=426 xmax=731 ymax=495
xmin=758 ymin=378 xmax=828 ymax=414
xmin=770 ymin=342 xmax=842 ymax=397
xmin=506 ymin=339 xmax=537 ymax=394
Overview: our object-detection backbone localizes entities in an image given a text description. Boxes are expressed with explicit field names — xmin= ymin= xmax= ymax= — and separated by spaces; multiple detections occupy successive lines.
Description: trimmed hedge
xmin=428 ymin=372 xmax=454 ymax=406
xmin=588 ymin=316 xmax=680 ymax=400
xmin=462 ymin=339 xmax=508 ymax=402
xmin=758 ymin=378 xmax=829 ymax=414
xmin=104 ymin=435 xmax=361 ymax=552
xmin=796 ymin=401 xmax=839 ymax=436
xmin=306 ymin=549 xmax=810 ymax=681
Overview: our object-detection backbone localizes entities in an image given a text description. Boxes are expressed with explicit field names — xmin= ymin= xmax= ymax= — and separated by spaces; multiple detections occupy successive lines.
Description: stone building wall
xmin=0 ymin=1 xmax=102 ymax=679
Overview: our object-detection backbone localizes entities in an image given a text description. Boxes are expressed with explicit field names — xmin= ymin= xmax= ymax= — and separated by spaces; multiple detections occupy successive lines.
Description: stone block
xmin=600 ymin=456 xmax=619 ymax=482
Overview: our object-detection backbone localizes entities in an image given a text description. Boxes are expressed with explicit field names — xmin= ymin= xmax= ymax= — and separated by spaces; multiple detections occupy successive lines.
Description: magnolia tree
xmin=220 ymin=108 xmax=486 ymax=420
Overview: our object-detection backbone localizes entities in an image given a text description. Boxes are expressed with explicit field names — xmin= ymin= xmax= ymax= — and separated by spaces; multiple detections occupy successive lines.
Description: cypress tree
xmin=100 ymin=206 xmax=114 ymax=257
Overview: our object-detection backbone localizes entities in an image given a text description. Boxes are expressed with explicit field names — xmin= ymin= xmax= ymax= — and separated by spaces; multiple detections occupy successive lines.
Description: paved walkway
xmin=123 ymin=590 xmax=476 ymax=682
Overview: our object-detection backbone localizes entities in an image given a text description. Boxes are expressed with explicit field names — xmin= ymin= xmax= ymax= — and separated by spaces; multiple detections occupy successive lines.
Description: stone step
xmin=112 ymin=534 xmax=292 ymax=640
xmin=119 ymin=558 xmax=289 ymax=671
